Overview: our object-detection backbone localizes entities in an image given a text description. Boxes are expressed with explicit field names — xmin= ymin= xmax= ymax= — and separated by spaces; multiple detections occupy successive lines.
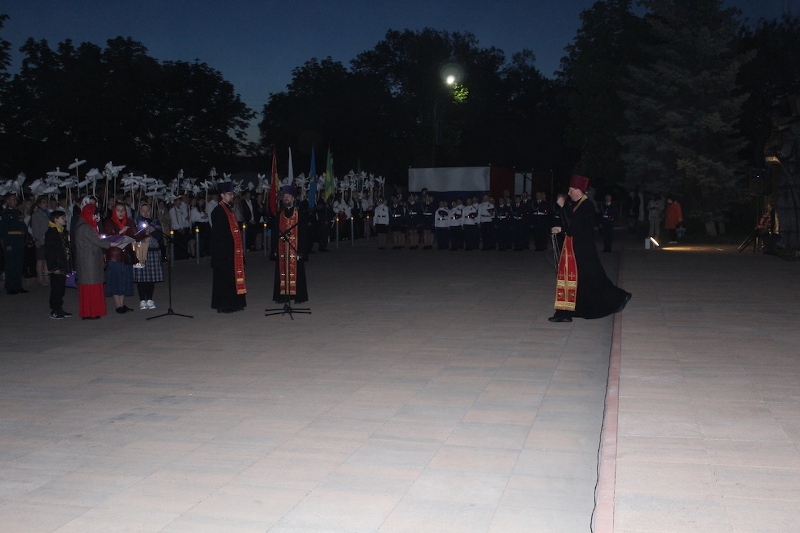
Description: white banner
xmin=408 ymin=167 xmax=491 ymax=192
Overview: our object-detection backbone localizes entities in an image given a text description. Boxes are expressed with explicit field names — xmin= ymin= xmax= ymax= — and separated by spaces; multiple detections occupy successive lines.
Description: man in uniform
xmin=406 ymin=194 xmax=423 ymax=249
xmin=600 ymin=194 xmax=618 ymax=252
xmin=462 ymin=198 xmax=479 ymax=250
xmin=420 ymin=194 xmax=435 ymax=249
xmin=520 ymin=192 xmax=532 ymax=249
xmin=531 ymin=192 xmax=552 ymax=252
xmin=478 ymin=194 xmax=495 ymax=250
xmin=448 ymin=199 xmax=464 ymax=250
xmin=434 ymin=200 xmax=450 ymax=250
xmin=0 ymin=194 xmax=30 ymax=295
xmin=495 ymin=197 xmax=512 ymax=251
xmin=510 ymin=195 xmax=527 ymax=251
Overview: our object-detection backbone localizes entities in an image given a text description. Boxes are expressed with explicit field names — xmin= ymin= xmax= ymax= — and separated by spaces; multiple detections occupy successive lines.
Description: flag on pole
xmin=308 ymin=147 xmax=317 ymax=209
xmin=269 ymin=148 xmax=278 ymax=214
xmin=288 ymin=147 xmax=294 ymax=185
xmin=324 ymin=146 xmax=334 ymax=200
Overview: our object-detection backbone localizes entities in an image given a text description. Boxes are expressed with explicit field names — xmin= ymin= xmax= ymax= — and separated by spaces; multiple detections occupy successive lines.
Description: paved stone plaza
xmin=1 ymin=237 xmax=798 ymax=532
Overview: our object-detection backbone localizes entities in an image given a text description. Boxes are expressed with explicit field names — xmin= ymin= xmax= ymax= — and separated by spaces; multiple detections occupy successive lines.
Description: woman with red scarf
xmin=73 ymin=203 xmax=118 ymax=319
xmin=103 ymin=202 xmax=136 ymax=314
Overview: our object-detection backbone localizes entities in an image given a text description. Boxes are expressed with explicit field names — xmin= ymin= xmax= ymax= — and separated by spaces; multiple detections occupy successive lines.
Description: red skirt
xmin=79 ymin=283 xmax=107 ymax=318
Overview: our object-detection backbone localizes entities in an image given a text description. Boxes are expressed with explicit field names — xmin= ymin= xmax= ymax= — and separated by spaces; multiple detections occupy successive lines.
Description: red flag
xmin=269 ymin=148 xmax=278 ymax=214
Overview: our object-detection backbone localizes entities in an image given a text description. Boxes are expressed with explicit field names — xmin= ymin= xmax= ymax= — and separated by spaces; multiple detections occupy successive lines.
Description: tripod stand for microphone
xmin=265 ymin=215 xmax=311 ymax=320
xmin=148 ymin=234 xmax=193 ymax=320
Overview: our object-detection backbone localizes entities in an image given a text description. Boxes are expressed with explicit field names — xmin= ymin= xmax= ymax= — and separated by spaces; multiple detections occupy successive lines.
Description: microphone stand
xmin=265 ymin=211 xmax=311 ymax=320
xmin=148 ymin=233 xmax=193 ymax=320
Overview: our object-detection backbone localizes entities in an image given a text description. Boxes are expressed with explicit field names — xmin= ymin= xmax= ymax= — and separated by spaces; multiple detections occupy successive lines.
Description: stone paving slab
xmin=0 ymin=241 xmax=616 ymax=532
xmin=614 ymin=244 xmax=800 ymax=533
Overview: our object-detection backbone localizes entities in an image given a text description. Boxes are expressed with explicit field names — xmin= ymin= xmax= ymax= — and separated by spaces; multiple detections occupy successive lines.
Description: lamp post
xmin=432 ymin=63 xmax=464 ymax=168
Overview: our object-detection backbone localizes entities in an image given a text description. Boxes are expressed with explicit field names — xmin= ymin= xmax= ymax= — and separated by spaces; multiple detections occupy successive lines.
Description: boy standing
xmin=44 ymin=210 xmax=72 ymax=319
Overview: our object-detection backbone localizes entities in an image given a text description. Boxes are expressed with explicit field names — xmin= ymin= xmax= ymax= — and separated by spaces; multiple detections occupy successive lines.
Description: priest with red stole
xmin=273 ymin=185 xmax=309 ymax=304
xmin=549 ymin=174 xmax=631 ymax=323
xmin=210 ymin=182 xmax=246 ymax=313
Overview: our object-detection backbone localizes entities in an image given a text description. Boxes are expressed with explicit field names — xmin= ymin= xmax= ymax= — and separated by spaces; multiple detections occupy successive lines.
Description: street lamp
xmin=433 ymin=63 xmax=464 ymax=167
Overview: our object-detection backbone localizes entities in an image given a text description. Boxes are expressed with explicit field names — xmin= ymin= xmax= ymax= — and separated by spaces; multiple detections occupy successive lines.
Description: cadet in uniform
xmin=511 ymin=196 xmax=527 ymax=251
xmin=478 ymin=194 xmax=495 ymax=250
xmin=435 ymin=200 xmax=450 ymax=250
xmin=373 ymin=197 xmax=390 ymax=249
xmin=462 ymin=198 xmax=479 ymax=250
xmin=449 ymin=199 xmax=464 ymax=250
xmin=421 ymin=194 xmax=435 ymax=249
xmin=388 ymin=197 xmax=406 ymax=249
xmin=531 ymin=192 xmax=552 ymax=251
xmin=495 ymin=197 xmax=512 ymax=251
xmin=406 ymin=194 xmax=423 ymax=249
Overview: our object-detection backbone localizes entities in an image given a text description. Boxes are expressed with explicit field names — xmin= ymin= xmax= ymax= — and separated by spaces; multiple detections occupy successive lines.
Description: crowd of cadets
xmin=312 ymin=189 xmax=560 ymax=253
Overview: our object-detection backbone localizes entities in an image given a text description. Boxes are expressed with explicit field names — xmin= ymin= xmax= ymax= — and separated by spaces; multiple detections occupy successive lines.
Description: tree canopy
xmin=0 ymin=32 xmax=254 ymax=178
xmin=618 ymin=0 xmax=753 ymax=214
xmin=258 ymin=28 xmax=569 ymax=183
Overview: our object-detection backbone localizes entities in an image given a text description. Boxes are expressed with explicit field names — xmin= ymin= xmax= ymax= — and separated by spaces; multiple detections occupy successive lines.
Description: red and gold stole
xmin=278 ymin=207 xmax=299 ymax=296
xmin=221 ymin=202 xmax=246 ymax=295
xmin=554 ymin=195 xmax=587 ymax=311
xmin=554 ymin=237 xmax=578 ymax=310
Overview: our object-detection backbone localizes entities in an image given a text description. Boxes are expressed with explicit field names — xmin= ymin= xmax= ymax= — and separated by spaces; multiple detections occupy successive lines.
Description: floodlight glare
xmin=439 ymin=62 xmax=464 ymax=85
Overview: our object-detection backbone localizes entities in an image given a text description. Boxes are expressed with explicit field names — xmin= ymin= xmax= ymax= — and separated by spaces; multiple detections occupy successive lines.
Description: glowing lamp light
xmin=195 ymin=227 xmax=199 ymax=233
xmin=170 ymin=230 xmax=174 ymax=236
xmin=446 ymin=75 xmax=456 ymax=85
xmin=100 ymin=234 xmax=106 ymax=239
xmin=242 ymin=223 xmax=247 ymax=229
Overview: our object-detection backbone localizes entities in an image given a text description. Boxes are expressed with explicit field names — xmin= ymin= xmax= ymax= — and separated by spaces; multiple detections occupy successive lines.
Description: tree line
xmin=2 ymin=1 xmax=799 ymax=217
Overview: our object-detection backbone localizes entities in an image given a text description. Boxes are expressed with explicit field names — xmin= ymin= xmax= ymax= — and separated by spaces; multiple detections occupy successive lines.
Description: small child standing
xmin=44 ymin=210 xmax=72 ymax=319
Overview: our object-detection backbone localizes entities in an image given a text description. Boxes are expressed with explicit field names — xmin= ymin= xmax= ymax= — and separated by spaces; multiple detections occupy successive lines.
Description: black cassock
xmin=273 ymin=206 xmax=309 ymax=303
xmin=210 ymin=203 xmax=247 ymax=311
xmin=554 ymin=197 xmax=629 ymax=319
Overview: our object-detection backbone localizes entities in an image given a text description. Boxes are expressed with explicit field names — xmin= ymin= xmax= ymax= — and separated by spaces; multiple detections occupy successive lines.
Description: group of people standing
xmin=369 ymin=191 xmax=556 ymax=252
xmin=209 ymin=182 xmax=309 ymax=314
xmin=0 ymin=191 xmax=164 ymax=319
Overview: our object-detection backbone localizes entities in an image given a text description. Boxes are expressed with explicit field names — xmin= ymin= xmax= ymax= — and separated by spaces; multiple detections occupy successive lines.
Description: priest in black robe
xmin=273 ymin=185 xmax=309 ymax=304
xmin=210 ymin=182 xmax=247 ymax=313
xmin=549 ymin=174 xmax=630 ymax=323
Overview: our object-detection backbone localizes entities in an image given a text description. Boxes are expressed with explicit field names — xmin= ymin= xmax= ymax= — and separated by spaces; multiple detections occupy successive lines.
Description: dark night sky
xmin=2 ymin=0 xmax=798 ymax=138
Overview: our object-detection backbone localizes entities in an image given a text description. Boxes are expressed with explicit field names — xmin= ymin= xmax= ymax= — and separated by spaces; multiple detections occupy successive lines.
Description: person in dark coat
xmin=599 ymin=194 xmax=618 ymax=253
xmin=44 ymin=210 xmax=71 ymax=318
xmin=530 ymin=192 xmax=552 ymax=251
xmin=495 ymin=198 xmax=512 ymax=251
xmin=210 ymin=182 xmax=247 ymax=313
xmin=273 ymin=185 xmax=308 ymax=303
xmin=549 ymin=174 xmax=631 ymax=323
